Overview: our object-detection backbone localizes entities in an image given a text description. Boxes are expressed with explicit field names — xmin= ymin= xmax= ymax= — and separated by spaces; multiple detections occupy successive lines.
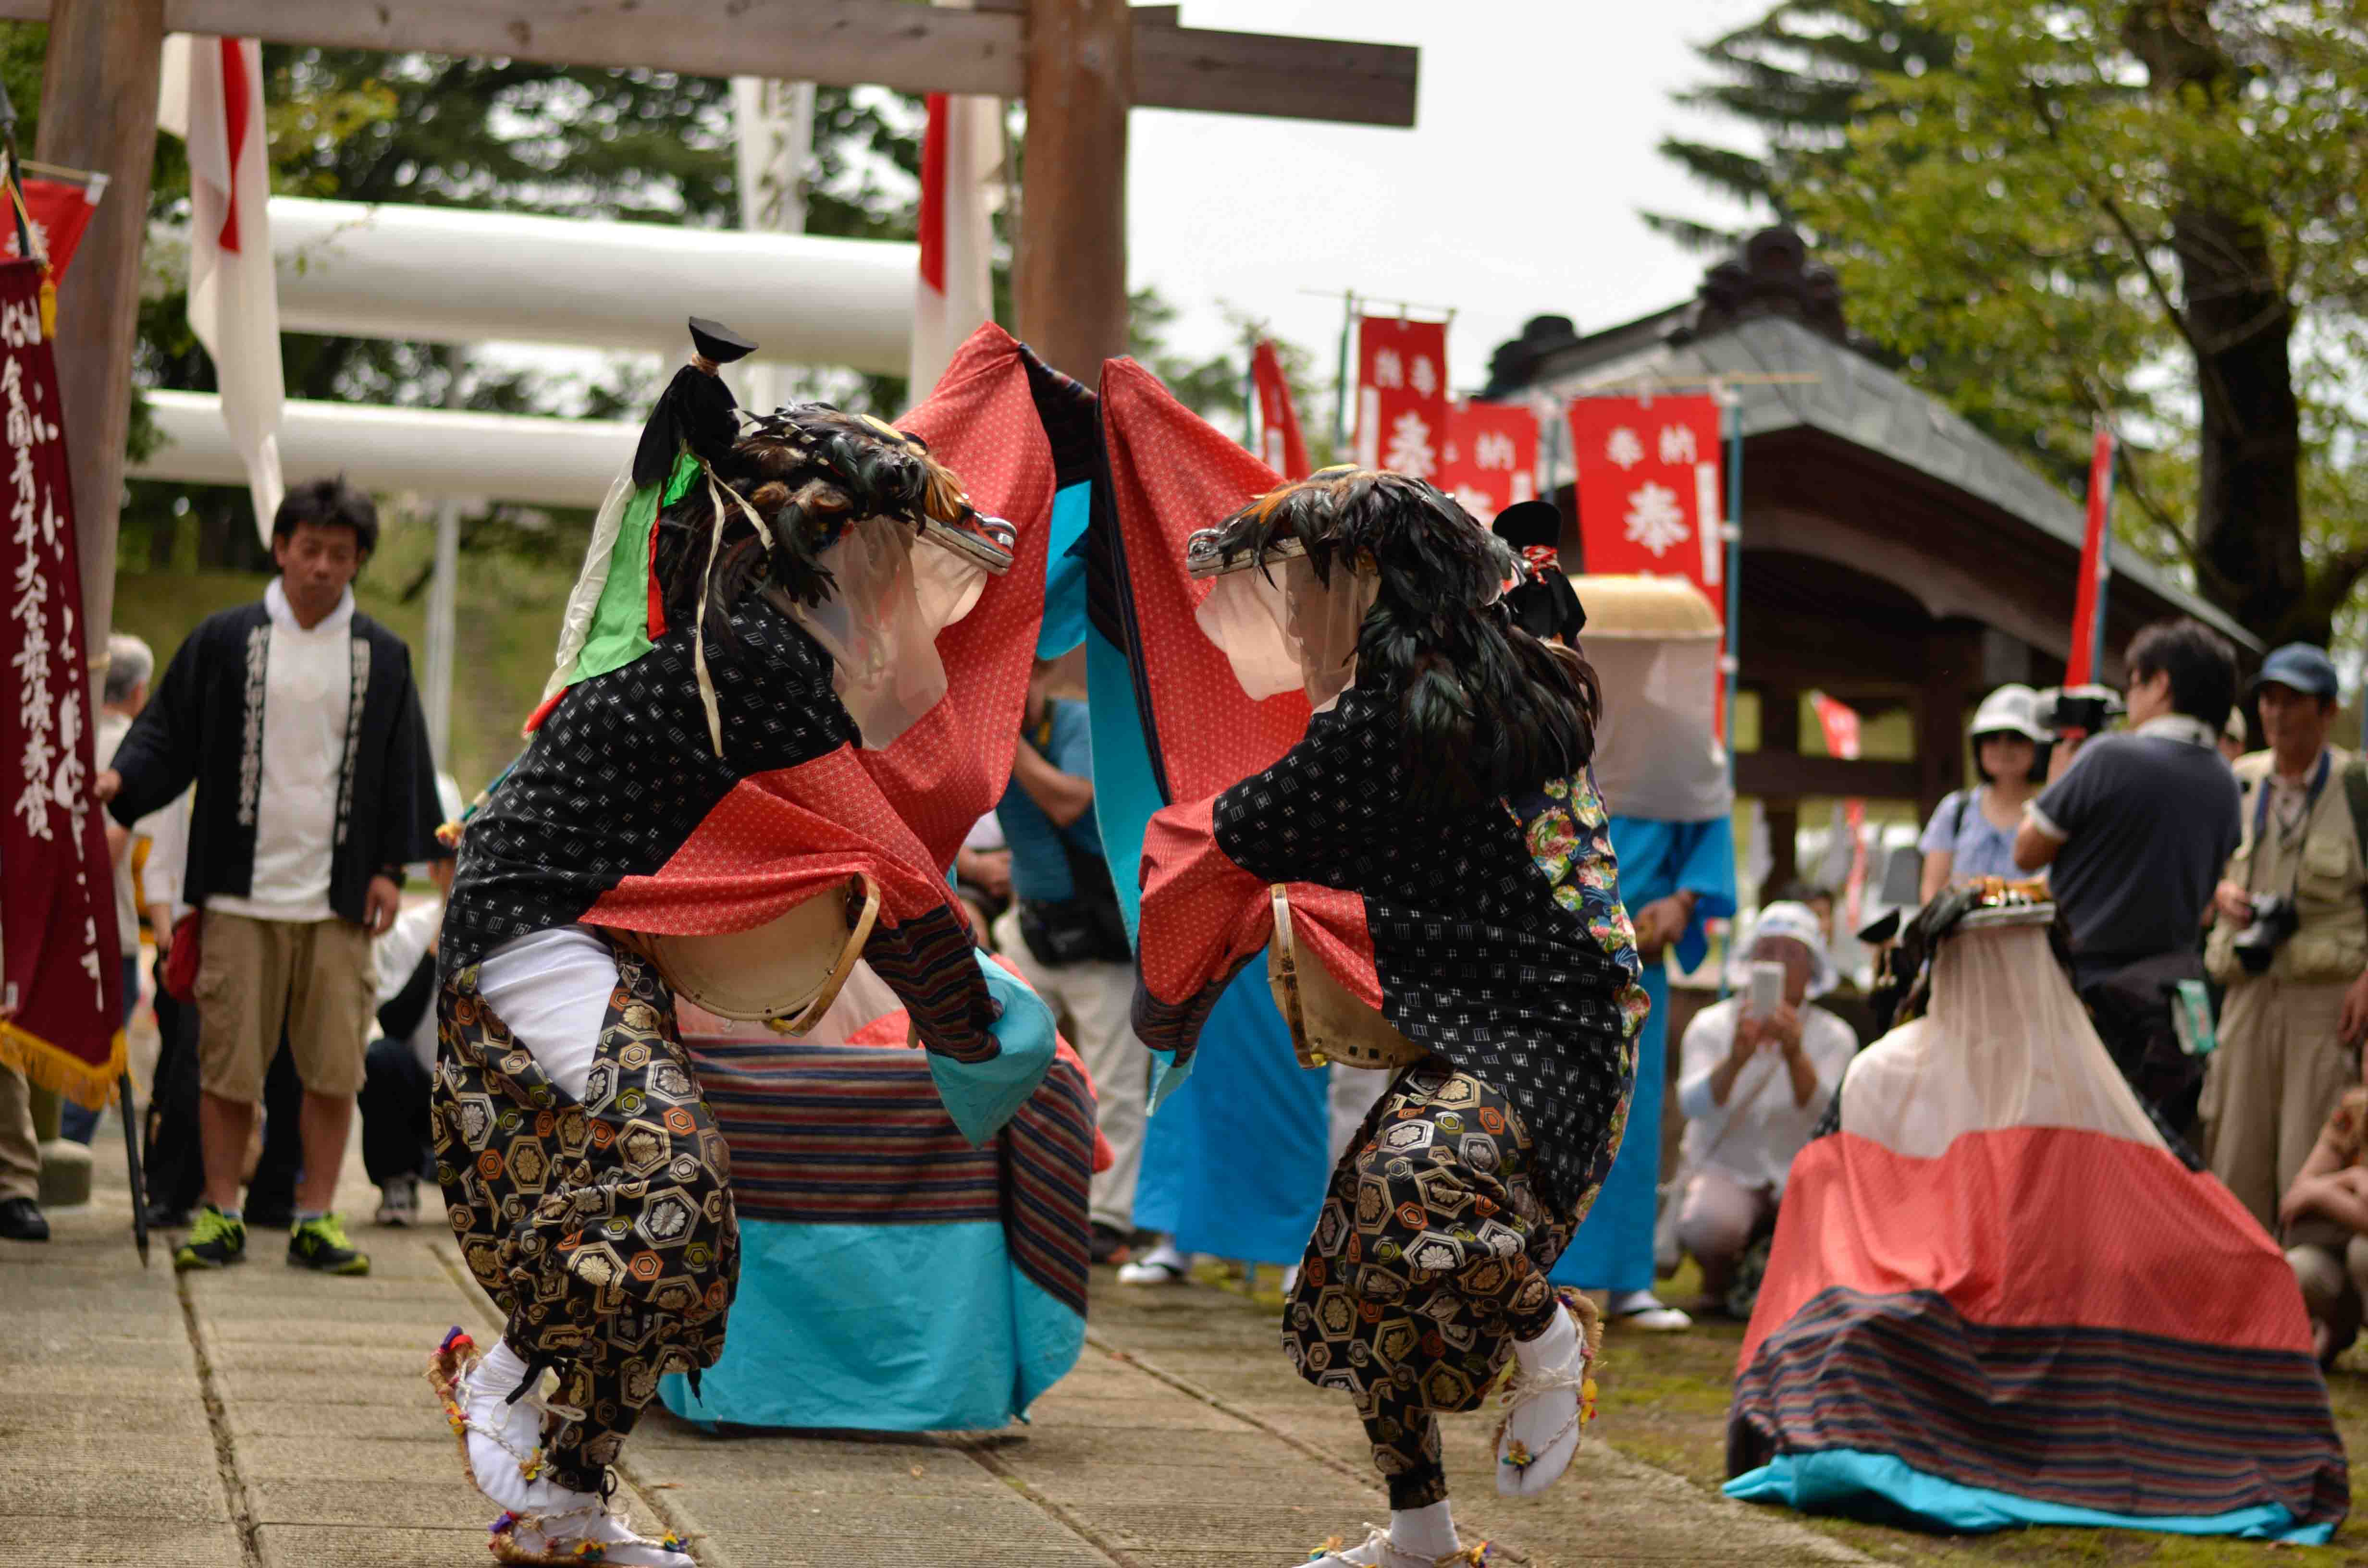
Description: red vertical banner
xmin=1567 ymin=394 xmax=1727 ymax=603
xmin=1811 ymin=692 xmax=1868 ymax=930
xmin=1250 ymin=339 xmax=1310 ymax=480
xmin=0 ymin=258 xmax=123 ymax=1109
xmin=1435 ymin=400 xmax=1538 ymax=524
xmin=2066 ymin=425 xmax=2115 ymax=688
xmin=1354 ymin=315 xmax=1449 ymax=484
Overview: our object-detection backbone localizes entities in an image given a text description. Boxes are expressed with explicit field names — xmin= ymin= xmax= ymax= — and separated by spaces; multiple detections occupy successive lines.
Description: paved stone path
xmin=7 ymin=1127 xmax=1866 ymax=1567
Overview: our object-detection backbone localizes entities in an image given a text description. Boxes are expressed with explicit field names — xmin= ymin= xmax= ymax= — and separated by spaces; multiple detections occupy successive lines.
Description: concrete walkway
xmin=7 ymin=1127 xmax=1867 ymax=1567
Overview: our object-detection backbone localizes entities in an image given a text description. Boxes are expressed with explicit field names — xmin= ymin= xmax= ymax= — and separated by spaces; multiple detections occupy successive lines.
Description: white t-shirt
xmin=1675 ymin=995 xmax=1858 ymax=1194
xmin=209 ymin=578 xmax=354 ymax=924
xmin=372 ymin=897 xmax=445 ymax=1073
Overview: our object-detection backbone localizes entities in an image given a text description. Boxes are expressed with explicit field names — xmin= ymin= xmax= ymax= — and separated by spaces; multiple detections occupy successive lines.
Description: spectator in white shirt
xmin=1672 ymin=902 xmax=1859 ymax=1308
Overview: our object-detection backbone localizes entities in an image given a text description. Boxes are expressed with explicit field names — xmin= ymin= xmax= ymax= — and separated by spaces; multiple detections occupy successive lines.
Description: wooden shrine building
xmin=1483 ymin=227 xmax=2258 ymax=892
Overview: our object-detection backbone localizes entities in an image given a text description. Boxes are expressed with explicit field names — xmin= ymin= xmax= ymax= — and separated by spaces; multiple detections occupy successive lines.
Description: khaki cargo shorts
xmin=194 ymin=909 xmax=376 ymax=1102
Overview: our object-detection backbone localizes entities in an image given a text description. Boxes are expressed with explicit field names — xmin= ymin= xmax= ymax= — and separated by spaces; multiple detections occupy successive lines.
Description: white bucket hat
xmin=1967 ymin=684 xmax=2045 ymax=744
xmin=1728 ymin=900 xmax=1839 ymax=999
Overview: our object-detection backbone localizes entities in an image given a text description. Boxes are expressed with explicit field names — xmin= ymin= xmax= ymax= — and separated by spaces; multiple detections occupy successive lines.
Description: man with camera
xmin=2015 ymin=618 xmax=2243 ymax=1125
xmin=2204 ymin=643 xmax=2368 ymax=1237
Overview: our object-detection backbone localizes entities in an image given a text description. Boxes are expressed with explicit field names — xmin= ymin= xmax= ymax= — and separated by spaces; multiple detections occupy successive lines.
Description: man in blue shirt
xmin=993 ymin=662 xmax=1144 ymax=1263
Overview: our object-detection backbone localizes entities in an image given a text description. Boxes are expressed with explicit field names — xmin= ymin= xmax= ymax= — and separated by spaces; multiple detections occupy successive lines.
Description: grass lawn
xmin=1590 ymin=1259 xmax=2367 ymax=1567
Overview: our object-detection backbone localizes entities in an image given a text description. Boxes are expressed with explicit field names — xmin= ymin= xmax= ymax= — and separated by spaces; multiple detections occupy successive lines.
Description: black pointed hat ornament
xmin=1491 ymin=499 xmax=1586 ymax=643
xmin=632 ymin=316 xmax=759 ymax=490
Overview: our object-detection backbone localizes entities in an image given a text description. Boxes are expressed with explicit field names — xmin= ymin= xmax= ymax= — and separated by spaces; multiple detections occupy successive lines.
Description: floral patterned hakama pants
xmin=1284 ymin=1065 xmax=1578 ymax=1509
xmin=433 ymin=943 xmax=738 ymax=1494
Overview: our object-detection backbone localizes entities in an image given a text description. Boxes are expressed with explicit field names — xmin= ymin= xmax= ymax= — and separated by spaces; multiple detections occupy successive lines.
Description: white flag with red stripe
xmin=908 ymin=90 xmax=998 ymax=399
xmin=159 ymin=34 xmax=284 ymax=543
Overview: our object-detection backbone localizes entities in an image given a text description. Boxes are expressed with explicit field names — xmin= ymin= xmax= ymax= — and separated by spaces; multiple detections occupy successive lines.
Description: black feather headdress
xmin=1196 ymin=467 xmax=1603 ymax=813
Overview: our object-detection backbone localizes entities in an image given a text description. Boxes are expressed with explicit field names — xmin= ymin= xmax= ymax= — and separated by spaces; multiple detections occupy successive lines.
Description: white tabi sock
xmin=460 ymin=1336 xmax=549 ymax=1509
xmin=1497 ymin=1304 xmax=1584 ymax=1498
xmin=1389 ymin=1498 xmax=1459 ymax=1558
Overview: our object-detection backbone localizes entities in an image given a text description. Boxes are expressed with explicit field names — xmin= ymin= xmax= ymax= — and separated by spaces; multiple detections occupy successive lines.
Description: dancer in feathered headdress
xmin=1135 ymin=467 xmax=1646 ymax=1567
xmin=423 ymin=321 xmax=1051 ymax=1568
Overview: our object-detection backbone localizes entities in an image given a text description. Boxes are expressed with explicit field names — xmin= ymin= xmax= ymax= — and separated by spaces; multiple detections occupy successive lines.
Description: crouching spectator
xmin=2280 ymin=1082 xmax=2368 ymax=1367
xmin=1672 ymin=902 xmax=1858 ymax=1313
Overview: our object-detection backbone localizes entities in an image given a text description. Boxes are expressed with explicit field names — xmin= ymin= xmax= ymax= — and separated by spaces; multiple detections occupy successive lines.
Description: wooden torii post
xmin=15 ymin=0 xmax=1419 ymax=648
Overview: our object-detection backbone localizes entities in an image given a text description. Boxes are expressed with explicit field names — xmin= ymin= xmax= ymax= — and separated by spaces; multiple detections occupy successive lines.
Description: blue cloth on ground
xmin=656 ymin=1215 xmax=1084 ymax=1432
xmin=928 ymin=951 xmax=1057 ymax=1147
xmin=1553 ymin=813 xmax=1735 ymax=1292
xmin=1725 ymin=1449 xmax=2332 ymax=1545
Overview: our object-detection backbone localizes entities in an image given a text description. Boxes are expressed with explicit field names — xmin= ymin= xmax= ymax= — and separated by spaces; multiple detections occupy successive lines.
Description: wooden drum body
xmin=615 ymin=874 xmax=881 ymax=1036
xmin=1266 ymin=885 xmax=1431 ymax=1072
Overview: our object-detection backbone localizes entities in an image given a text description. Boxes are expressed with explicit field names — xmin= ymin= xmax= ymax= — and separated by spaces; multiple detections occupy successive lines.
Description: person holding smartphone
xmin=1669 ymin=902 xmax=1859 ymax=1312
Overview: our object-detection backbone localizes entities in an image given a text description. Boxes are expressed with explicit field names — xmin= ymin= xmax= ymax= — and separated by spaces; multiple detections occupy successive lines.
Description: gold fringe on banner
xmin=0 ymin=1018 xmax=124 ymax=1111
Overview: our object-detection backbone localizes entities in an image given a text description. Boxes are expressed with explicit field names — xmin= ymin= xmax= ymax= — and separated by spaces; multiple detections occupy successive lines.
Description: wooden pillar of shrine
xmin=1015 ymin=0 xmax=1133 ymax=381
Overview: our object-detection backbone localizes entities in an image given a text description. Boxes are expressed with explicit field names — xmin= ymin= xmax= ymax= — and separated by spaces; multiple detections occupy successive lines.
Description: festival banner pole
xmin=1723 ymin=383 xmax=1743 ymax=770
xmin=1332 ymin=289 xmax=1354 ymax=455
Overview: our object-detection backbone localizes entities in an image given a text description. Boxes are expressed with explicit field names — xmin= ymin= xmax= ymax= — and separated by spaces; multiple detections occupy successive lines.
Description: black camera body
xmin=2033 ymin=684 xmax=2125 ymax=740
xmin=2232 ymin=892 xmax=2301 ymax=974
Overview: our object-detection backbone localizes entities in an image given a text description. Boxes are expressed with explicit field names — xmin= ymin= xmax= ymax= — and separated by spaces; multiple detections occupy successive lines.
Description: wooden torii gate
xmin=23 ymin=0 xmax=1418 ymax=649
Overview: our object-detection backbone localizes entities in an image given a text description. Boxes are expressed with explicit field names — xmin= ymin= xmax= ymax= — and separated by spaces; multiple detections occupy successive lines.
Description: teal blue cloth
xmin=1130 ymin=963 xmax=1330 ymax=1264
xmin=927 ymin=952 xmax=1057 ymax=1147
xmin=1552 ymin=813 xmax=1736 ymax=1292
xmin=1036 ymin=481 xmax=1092 ymax=659
xmin=997 ymin=699 xmax=1098 ymax=901
xmin=656 ymin=1216 xmax=1084 ymax=1432
xmin=1084 ymin=626 xmax=1198 ymax=1106
xmin=1725 ymin=1450 xmax=2332 ymax=1544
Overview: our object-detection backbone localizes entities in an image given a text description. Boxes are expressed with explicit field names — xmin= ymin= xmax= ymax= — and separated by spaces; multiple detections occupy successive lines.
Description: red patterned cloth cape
xmin=443 ymin=325 xmax=1084 ymax=1060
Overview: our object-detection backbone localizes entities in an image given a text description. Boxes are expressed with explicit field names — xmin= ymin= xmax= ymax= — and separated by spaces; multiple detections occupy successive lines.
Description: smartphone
xmin=1746 ymin=960 xmax=1784 ymax=1019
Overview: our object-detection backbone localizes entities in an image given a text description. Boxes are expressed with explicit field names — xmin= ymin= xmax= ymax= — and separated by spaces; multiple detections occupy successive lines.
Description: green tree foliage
xmin=1777 ymin=0 xmax=2368 ymax=648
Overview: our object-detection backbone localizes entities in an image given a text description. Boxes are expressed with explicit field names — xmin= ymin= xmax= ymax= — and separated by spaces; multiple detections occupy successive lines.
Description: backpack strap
xmin=2343 ymin=758 xmax=2368 ymax=917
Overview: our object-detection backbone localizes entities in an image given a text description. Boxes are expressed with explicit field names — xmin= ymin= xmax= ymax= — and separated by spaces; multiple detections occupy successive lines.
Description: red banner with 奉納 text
xmin=1567 ymin=394 xmax=1726 ymax=610
xmin=1436 ymin=400 xmax=1538 ymax=524
xmin=1355 ymin=315 xmax=1448 ymax=485
xmin=0 ymin=257 xmax=123 ymax=1109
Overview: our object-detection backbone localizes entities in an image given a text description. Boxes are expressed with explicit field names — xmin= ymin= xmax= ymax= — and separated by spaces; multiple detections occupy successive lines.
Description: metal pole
xmin=1243 ymin=331 xmax=1257 ymax=451
xmin=1333 ymin=290 xmax=1355 ymax=457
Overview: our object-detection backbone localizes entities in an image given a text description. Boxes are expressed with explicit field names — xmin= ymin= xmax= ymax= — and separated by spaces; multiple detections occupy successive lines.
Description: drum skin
xmin=614 ymin=875 xmax=880 ymax=1034
xmin=1266 ymin=885 xmax=1429 ymax=1073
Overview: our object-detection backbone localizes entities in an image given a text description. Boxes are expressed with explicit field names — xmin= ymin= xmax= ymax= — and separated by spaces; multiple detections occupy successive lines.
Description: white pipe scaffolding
xmin=136 ymin=390 xmax=631 ymax=508
xmin=260 ymin=197 xmax=917 ymax=374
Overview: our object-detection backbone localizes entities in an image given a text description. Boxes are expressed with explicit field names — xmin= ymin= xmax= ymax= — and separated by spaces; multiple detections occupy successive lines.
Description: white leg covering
xmin=474 ymin=926 xmax=621 ymax=1102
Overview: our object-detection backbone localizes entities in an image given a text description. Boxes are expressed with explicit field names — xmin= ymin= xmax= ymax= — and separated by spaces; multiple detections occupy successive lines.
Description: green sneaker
xmin=173 ymin=1205 xmax=247 ymax=1271
xmin=286 ymin=1213 xmax=370 ymax=1275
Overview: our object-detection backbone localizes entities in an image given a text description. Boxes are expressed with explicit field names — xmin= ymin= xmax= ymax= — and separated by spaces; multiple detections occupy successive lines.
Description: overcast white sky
xmin=1126 ymin=1 xmax=1775 ymax=395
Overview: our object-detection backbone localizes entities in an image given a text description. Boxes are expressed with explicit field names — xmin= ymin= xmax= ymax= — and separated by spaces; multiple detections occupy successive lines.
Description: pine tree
xmin=1645 ymin=0 xmax=1957 ymax=253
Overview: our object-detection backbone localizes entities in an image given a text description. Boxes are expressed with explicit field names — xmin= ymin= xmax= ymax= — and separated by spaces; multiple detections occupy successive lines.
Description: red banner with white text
xmin=1250 ymin=339 xmax=1310 ymax=480
xmin=1436 ymin=400 xmax=1538 ymax=524
xmin=0 ymin=258 xmax=123 ymax=1108
xmin=1354 ymin=315 xmax=1449 ymax=484
xmin=1567 ymin=394 xmax=1726 ymax=607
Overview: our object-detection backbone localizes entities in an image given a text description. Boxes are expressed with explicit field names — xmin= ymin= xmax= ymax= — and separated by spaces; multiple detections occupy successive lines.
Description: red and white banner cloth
xmin=1249 ymin=340 xmax=1309 ymax=481
xmin=1567 ymin=394 xmax=1725 ymax=597
xmin=0 ymin=166 xmax=106 ymax=282
xmin=908 ymin=90 xmax=999 ymax=399
xmin=1353 ymin=316 xmax=1448 ymax=484
xmin=1727 ymin=912 xmax=2345 ymax=1539
xmin=0 ymin=258 xmax=123 ymax=1108
xmin=159 ymin=33 xmax=284 ymax=541
xmin=1435 ymin=400 xmax=1537 ymax=524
